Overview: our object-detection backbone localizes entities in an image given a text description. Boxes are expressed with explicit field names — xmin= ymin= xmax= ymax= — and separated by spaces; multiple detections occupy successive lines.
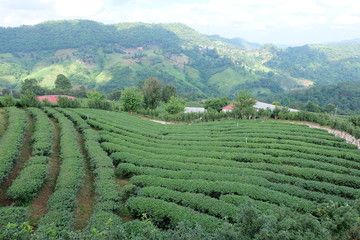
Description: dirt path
xmin=0 ymin=108 xmax=8 ymax=138
xmin=72 ymin=131 xmax=96 ymax=230
xmin=0 ymin=112 xmax=34 ymax=206
xmin=116 ymin=178 xmax=133 ymax=222
xmin=28 ymin=119 xmax=61 ymax=226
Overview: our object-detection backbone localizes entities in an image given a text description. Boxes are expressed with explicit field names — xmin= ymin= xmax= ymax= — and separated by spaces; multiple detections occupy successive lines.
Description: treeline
xmin=261 ymin=82 xmax=360 ymax=114
xmin=266 ymin=45 xmax=360 ymax=85
xmin=0 ymin=20 xmax=182 ymax=53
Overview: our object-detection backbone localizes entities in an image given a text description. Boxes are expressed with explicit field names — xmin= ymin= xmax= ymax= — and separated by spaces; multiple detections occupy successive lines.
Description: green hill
xmin=0 ymin=20 xmax=359 ymax=102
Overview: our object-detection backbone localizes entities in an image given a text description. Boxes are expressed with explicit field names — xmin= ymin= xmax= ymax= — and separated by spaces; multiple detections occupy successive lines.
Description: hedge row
xmin=60 ymin=109 xmax=122 ymax=231
xmin=130 ymin=175 xmax=317 ymax=213
xmin=117 ymin=162 xmax=350 ymax=204
xmin=110 ymin=146 xmax=360 ymax=200
xmin=126 ymin=197 xmax=224 ymax=232
xmin=7 ymin=156 xmax=50 ymax=202
xmin=137 ymin=186 xmax=240 ymax=222
xmin=28 ymin=107 xmax=53 ymax=156
xmin=103 ymin=141 xmax=360 ymax=189
xmin=103 ymin=132 xmax=360 ymax=173
xmin=0 ymin=108 xmax=27 ymax=184
xmin=82 ymin=129 xmax=121 ymax=220
xmin=37 ymin=108 xmax=84 ymax=234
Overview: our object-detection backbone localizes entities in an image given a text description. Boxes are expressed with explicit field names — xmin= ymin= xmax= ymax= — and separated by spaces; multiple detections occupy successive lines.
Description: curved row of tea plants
xmin=36 ymin=107 xmax=84 ymax=235
xmin=0 ymin=107 xmax=27 ymax=184
xmin=7 ymin=108 xmax=54 ymax=202
xmin=58 ymin=108 xmax=122 ymax=230
xmin=71 ymin=109 xmax=360 ymax=230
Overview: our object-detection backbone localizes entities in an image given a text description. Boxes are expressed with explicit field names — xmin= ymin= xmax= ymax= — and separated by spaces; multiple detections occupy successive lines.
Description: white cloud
xmin=54 ymin=0 xmax=105 ymax=17
xmin=335 ymin=15 xmax=360 ymax=24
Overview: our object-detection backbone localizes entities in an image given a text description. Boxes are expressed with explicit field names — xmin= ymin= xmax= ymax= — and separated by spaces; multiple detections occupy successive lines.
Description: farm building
xmin=37 ymin=95 xmax=75 ymax=103
xmin=184 ymin=107 xmax=206 ymax=113
xmin=221 ymin=100 xmax=299 ymax=113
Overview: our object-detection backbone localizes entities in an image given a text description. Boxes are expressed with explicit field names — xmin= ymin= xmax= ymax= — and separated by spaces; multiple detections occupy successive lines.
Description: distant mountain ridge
xmin=0 ymin=20 xmax=359 ymax=104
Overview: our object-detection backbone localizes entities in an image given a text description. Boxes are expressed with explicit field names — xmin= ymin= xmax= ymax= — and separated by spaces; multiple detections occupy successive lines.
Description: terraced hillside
xmin=0 ymin=107 xmax=359 ymax=238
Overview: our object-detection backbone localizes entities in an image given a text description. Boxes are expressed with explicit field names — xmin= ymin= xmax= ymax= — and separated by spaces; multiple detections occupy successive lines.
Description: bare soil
xmin=0 ymin=108 xmax=8 ymax=138
xmin=116 ymin=178 xmax=133 ymax=222
xmin=72 ymin=131 xmax=96 ymax=230
xmin=0 ymin=112 xmax=34 ymax=206
xmin=28 ymin=119 xmax=61 ymax=227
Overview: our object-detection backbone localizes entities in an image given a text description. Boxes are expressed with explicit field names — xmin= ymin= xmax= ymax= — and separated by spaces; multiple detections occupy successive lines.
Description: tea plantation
xmin=0 ymin=107 xmax=359 ymax=239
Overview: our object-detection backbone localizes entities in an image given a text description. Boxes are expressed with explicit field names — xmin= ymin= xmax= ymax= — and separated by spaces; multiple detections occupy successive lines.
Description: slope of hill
xmin=1 ymin=107 xmax=359 ymax=238
xmin=261 ymin=82 xmax=360 ymax=114
xmin=265 ymin=44 xmax=360 ymax=85
xmin=0 ymin=20 xmax=359 ymax=102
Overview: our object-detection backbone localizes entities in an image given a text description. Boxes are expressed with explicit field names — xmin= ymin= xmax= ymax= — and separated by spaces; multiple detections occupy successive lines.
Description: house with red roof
xmin=37 ymin=95 xmax=75 ymax=103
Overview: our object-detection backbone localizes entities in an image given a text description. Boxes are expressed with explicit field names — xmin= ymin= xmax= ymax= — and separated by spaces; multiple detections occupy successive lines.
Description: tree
xmin=21 ymin=78 xmax=43 ymax=95
xmin=55 ymin=74 xmax=72 ymax=90
xmin=58 ymin=97 xmax=80 ymax=108
xmin=164 ymin=96 xmax=185 ymax=114
xmin=305 ymin=101 xmax=322 ymax=113
xmin=233 ymin=91 xmax=256 ymax=119
xmin=107 ymin=90 xmax=122 ymax=101
xmin=142 ymin=77 xmax=163 ymax=109
xmin=87 ymin=91 xmax=112 ymax=110
xmin=162 ymin=83 xmax=176 ymax=103
xmin=21 ymin=90 xmax=39 ymax=107
xmin=204 ymin=97 xmax=229 ymax=112
xmin=121 ymin=87 xmax=144 ymax=112
xmin=1 ymin=95 xmax=16 ymax=107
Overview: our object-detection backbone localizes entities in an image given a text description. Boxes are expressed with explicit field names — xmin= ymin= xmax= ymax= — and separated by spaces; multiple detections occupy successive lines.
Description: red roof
xmin=37 ymin=95 xmax=75 ymax=103
xmin=221 ymin=104 xmax=234 ymax=110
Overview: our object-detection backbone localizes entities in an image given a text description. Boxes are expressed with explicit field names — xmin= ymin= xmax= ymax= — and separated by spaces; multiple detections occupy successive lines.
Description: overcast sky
xmin=1 ymin=0 xmax=359 ymax=46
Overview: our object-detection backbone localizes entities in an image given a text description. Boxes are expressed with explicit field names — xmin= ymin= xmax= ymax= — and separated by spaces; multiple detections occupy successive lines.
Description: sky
xmin=1 ymin=0 xmax=360 ymax=46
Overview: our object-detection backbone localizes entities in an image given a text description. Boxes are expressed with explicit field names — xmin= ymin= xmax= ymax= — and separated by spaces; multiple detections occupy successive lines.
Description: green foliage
xmin=0 ymin=108 xmax=27 ymax=184
xmin=266 ymin=44 xmax=360 ymax=85
xmin=233 ymin=91 xmax=256 ymax=119
xmin=21 ymin=78 xmax=43 ymax=95
xmin=1 ymin=95 xmax=16 ymax=107
xmin=142 ymin=77 xmax=163 ymax=109
xmin=121 ymin=87 xmax=144 ymax=112
xmin=86 ymin=91 xmax=112 ymax=110
xmin=162 ymin=83 xmax=177 ymax=103
xmin=28 ymin=107 xmax=53 ymax=156
xmin=164 ymin=96 xmax=185 ymax=114
xmin=20 ymin=90 xmax=39 ymax=107
xmin=7 ymin=156 xmax=50 ymax=202
xmin=54 ymin=74 xmax=72 ymax=90
xmin=38 ymin=108 xmax=84 ymax=236
xmin=57 ymin=96 xmax=80 ymax=108
xmin=126 ymin=196 xmax=223 ymax=231
xmin=204 ymin=97 xmax=229 ymax=111
xmin=263 ymin=82 xmax=360 ymax=115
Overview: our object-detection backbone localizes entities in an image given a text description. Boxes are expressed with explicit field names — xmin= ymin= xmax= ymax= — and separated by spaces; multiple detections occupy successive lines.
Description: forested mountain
xmin=0 ymin=20 xmax=359 ymax=106
xmin=260 ymin=82 xmax=360 ymax=115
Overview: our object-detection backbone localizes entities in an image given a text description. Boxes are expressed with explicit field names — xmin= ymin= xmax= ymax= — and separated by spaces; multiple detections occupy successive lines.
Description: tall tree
xmin=55 ymin=74 xmax=72 ymax=90
xmin=142 ymin=77 xmax=163 ymax=109
xmin=162 ymin=83 xmax=176 ymax=103
xmin=204 ymin=97 xmax=229 ymax=112
xmin=21 ymin=90 xmax=39 ymax=107
xmin=121 ymin=87 xmax=144 ymax=112
xmin=164 ymin=96 xmax=185 ymax=114
xmin=233 ymin=91 xmax=256 ymax=119
xmin=21 ymin=78 xmax=43 ymax=95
